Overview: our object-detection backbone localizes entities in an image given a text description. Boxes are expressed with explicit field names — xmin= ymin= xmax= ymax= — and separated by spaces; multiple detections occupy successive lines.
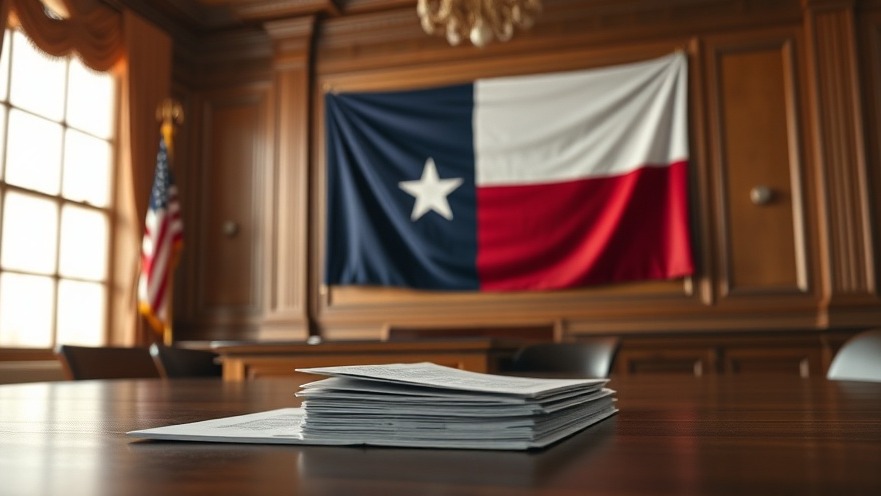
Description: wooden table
xmin=212 ymin=339 xmax=523 ymax=381
xmin=1 ymin=375 xmax=880 ymax=495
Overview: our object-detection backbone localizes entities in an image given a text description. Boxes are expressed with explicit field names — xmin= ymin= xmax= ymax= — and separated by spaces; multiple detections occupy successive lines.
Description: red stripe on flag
xmin=476 ymin=161 xmax=693 ymax=290
xmin=149 ymin=216 xmax=171 ymax=308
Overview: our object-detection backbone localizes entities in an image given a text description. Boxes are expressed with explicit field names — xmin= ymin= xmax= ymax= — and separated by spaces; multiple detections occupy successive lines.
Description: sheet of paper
xmin=297 ymin=362 xmax=607 ymax=398
xmin=300 ymin=388 xmax=614 ymax=417
xmin=128 ymin=408 xmax=316 ymax=445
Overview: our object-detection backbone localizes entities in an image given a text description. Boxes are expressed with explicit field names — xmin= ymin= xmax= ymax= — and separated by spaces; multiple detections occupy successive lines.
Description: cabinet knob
xmin=222 ymin=221 xmax=239 ymax=237
xmin=749 ymin=185 xmax=774 ymax=206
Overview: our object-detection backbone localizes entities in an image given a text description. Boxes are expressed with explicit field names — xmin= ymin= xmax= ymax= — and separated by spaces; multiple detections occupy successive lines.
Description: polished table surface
xmin=1 ymin=375 xmax=880 ymax=496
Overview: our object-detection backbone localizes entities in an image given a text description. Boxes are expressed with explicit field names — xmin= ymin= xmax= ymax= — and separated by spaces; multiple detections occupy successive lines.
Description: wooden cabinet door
xmin=722 ymin=347 xmax=823 ymax=378
xmin=700 ymin=27 xmax=819 ymax=312
xmin=615 ymin=348 xmax=717 ymax=377
xmin=179 ymin=84 xmax=272 ymax=340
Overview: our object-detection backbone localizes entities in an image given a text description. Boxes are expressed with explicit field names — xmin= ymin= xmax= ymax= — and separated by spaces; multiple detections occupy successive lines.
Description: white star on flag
xmin=399 ymin=157 xmax=463 ymax=221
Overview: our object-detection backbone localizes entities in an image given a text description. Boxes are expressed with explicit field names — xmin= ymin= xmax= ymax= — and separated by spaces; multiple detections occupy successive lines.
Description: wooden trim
xmin=804 ymin=2 xmax=875 ymax=299
xmin=382 ymin=322 xmax=563 ymax=342
xmin=0 ymin=348 xmax=58 ymax=361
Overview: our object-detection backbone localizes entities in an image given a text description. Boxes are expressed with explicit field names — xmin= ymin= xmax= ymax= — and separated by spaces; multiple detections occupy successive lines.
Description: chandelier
xmin=417 ymin=0 xmax=542 ymax=48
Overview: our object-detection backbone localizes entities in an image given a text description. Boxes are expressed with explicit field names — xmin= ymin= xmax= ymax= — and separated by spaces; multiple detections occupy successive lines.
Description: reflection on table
xmin=1 ymin=375 xmax=880 ymax=495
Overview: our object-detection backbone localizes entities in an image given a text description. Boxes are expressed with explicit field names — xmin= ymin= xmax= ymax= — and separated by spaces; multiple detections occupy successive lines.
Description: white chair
xmin=827 ymin=329 xmax=881 ymax=382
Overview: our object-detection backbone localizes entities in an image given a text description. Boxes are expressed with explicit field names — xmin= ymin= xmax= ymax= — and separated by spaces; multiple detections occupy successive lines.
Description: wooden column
xmin=261 ymin=17 xmax=316 ymax=339
xmin=802 ymin=0 xmax=879 ymax=325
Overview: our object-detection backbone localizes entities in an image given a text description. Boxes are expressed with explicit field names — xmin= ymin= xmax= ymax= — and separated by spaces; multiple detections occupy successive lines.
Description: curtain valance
xmin=1 ymin=0 xmax=123 ymax=72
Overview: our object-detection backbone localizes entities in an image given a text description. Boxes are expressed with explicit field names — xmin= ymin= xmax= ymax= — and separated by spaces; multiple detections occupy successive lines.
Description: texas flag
xmin=325 ymin=52 xmax=693 ymax=291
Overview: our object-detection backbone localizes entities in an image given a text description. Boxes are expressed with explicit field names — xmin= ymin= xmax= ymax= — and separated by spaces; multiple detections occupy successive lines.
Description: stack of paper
xmin=296 ymin=362 xmax=617 ymax=450
xmin=126 ymin=362 xmax=617 ymax=450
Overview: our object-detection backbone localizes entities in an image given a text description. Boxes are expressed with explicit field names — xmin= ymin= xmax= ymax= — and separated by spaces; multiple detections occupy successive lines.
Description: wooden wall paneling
xmin=383 ymin=322 xmax=563 ymax=342
xmin=721 ymin=346 xmax=823 ymax=377
xmin=169 ymin=28 xmax=203 ymax=342
xmin=857 ymin=5 xmax=881 ymax=304
xmin=171 ymin=28 xmax=275 ymax=341
xmin=189 ymin=83 xmax=271 ymax=339
xmin=611 ymin=330 xmax=852 ymax=378
xmin=169 ymin=84 xmax=197 ymax=339
xmin=217 ymin=0 xmax=337 ymax=23
xmin=258 ymin=17 xmax=317 ymax=341
xmin=315 ymin=0 xmax=804 ymax=77
xmin=803 ymin=0 xmax=881 ymax=326
xmin=687 ymin=37 xmax=718 ymax=310
xmin=615 ymin=347 xmax=718 ymax=377
xmin=702 ymin=27 xmax=817 ymax=306
xmin=719 ymin=329 xmax=831 ymax=377
xmin=722 ymin=41 xmax=805 ymax=292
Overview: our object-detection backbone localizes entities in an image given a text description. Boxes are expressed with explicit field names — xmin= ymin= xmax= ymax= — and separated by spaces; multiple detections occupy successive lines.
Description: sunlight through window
xmin=59 ymin=205 xmax=108 ymax=280
xmin=0 ymin=27 xmax=117 ymax=348
xmin=1 ymin=192 xmax=59 ymax=274
xmin=9 ymin=30 xmax=66 ymax=121
xmin=0 ymin=273 xmax=54 ymax=347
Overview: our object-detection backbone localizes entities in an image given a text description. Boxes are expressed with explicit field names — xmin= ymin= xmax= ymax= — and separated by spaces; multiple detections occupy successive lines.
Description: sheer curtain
xmin=0 ymin=0 xmax=172 ymax=346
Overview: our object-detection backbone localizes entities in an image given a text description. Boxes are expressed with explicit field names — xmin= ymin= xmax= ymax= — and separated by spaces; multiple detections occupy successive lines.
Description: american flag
xmin=138 ymin=130 xmax=183 ymax=337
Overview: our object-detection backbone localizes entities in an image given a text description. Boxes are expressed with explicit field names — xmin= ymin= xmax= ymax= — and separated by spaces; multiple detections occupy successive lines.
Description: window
xmin=0 ymin=28 xmax=117 ymax=348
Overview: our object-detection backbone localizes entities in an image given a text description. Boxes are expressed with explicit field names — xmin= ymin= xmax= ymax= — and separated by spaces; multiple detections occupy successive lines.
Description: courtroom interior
xmin=2 ymin=2 xmax=881 ymax=494
xmin=0 ymin=0 xmax=880 ymax=382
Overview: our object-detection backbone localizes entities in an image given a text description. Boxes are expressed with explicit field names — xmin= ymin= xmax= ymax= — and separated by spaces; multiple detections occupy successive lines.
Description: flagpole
xmin=156 ymin=99 xmax=184 ymax=346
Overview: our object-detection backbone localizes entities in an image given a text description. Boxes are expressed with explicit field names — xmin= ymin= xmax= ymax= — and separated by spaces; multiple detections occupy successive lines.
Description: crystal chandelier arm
xmin=416 ymin=0 xmax=542 ymax=47
xmin=487 ymin=0 xmax=513 ymax=42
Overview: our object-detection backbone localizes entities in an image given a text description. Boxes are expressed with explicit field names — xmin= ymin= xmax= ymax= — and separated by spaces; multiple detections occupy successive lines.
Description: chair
xmin=506 ymin=338 xmax=621 ymax=378
xmin=827 ymin=329 xmax=881 ymax=382
xmin=149 ymin=344 xmax=223 ymax=378
xmin=57 ymin=345 xmax=161 ymax=380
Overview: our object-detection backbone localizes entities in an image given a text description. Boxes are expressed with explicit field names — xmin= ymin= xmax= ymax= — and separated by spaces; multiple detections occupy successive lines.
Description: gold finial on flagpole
xmin=156 ymin=98 xmax=184 ymax=126
xmin=156 ymin=98 xmax=184 ymax=161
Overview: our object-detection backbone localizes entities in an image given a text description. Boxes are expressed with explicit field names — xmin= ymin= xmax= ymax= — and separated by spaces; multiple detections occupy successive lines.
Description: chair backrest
xmin=57 ymin=345 xmax=161 ymax=380
xmin=827 ymin=329 xmax=881 ymax=382
xmin=149 ymin=344 xmax=222 ymax=378
xmin=507 ymin=338 xmax=621 ymax=378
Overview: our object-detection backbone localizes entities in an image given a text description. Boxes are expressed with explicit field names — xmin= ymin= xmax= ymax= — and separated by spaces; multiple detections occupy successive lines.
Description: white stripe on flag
xmin=474 ymin=52 xmax=688 ymax=186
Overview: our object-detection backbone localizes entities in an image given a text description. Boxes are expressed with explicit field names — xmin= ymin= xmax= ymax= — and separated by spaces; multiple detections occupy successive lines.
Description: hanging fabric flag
xmin=325 ymin=52 xmax=693 ymax=291
xmin=138 ymin=122 xmax=184 ymax=336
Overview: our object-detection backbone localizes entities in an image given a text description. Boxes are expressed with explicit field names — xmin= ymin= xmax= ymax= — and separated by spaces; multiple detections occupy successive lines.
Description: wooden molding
xmin=221 ymin=0 xmax=338 ymax=21
xmin=259 ymin=14 xmax=317 ymax=337
xmin=803 ymin=3 xmax=875 ymax=298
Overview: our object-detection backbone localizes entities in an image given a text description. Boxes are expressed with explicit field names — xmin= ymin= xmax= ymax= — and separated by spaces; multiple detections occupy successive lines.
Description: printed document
xmin=128 ymin=362 xmax=617 ymax=450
